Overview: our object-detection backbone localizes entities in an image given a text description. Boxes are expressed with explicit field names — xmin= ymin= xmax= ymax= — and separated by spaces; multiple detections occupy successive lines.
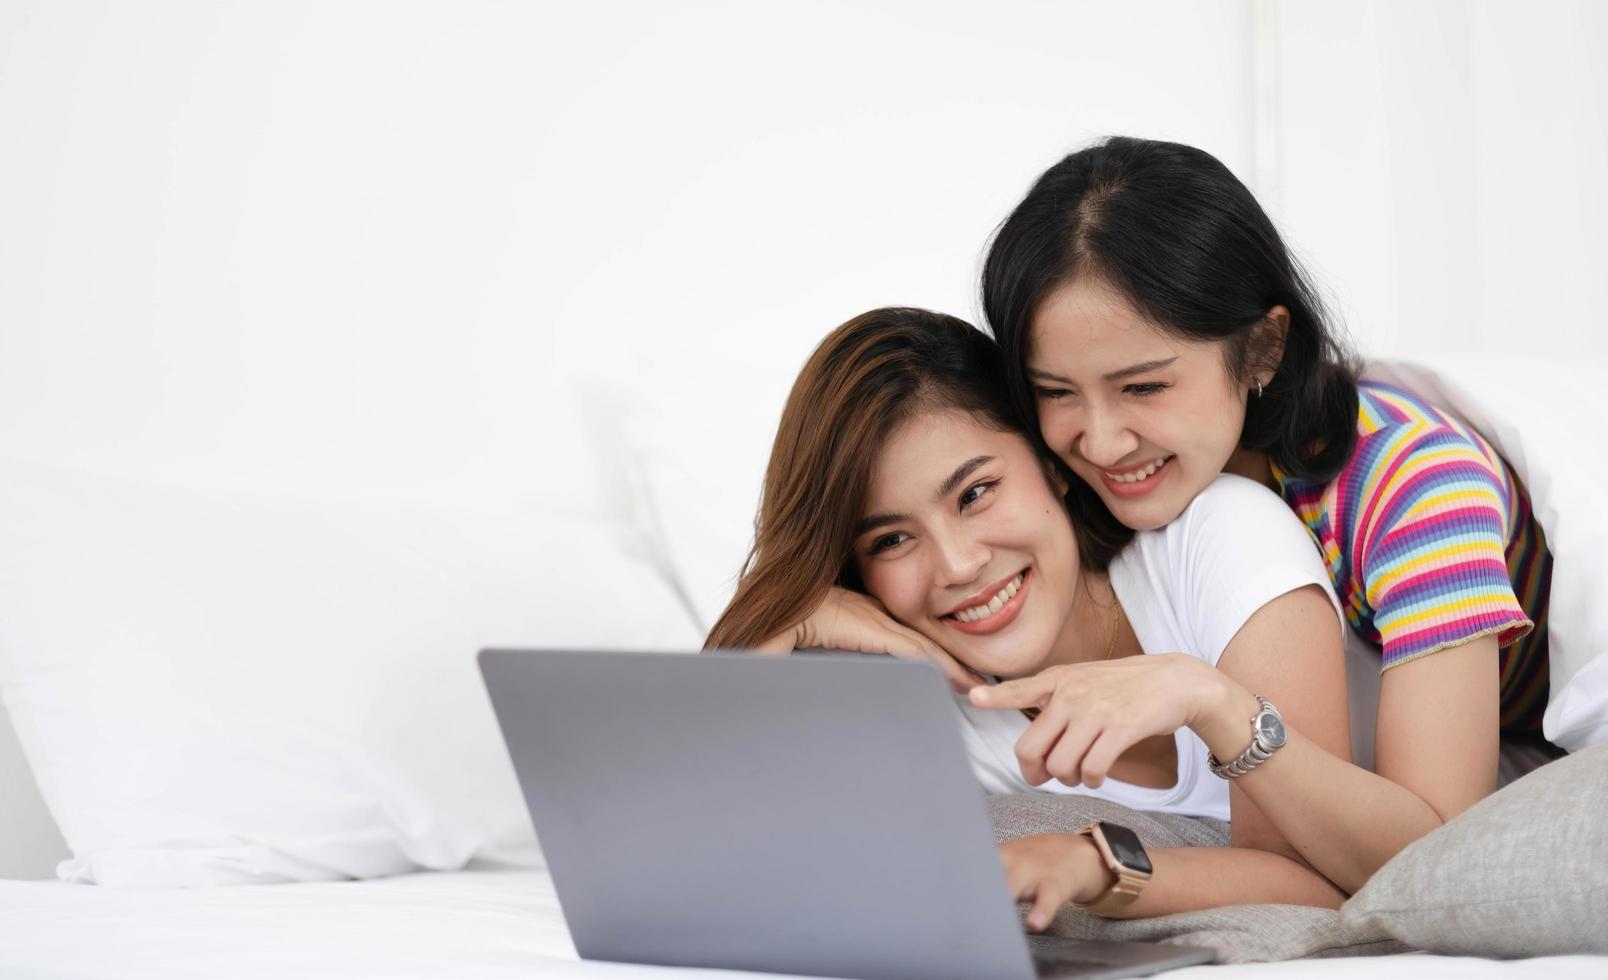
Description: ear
xmin=1251 ymin=305 xmax=1290 ymax=388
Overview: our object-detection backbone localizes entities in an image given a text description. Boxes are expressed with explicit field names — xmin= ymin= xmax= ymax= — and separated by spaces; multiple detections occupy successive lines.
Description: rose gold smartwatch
xmin=1074 ymin=821 xmax=1152 ymax=917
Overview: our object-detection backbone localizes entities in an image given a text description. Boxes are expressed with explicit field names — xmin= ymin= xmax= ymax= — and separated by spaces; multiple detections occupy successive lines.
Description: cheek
xmin=1038 ymin=512 xmax=1079 ymax=578
xmin=1137 ymin=389 xmax=1240 ymax=455
xmin=993 ymin=493 xmax=1076 ymax=567
xmin=860 ymin=561 xmax=926 ymax=622
xmin=1177 ymin=391 xmax=1246 ymax=453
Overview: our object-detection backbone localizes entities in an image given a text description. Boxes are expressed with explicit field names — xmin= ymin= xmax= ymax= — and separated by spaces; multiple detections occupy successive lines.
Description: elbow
xmin=1237 ymin=835 xmax=1354 ymax=903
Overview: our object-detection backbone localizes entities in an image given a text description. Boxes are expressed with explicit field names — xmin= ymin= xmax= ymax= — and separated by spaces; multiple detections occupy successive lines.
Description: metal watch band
xmin=1207 ymin=695 xmax=1282 ymax=780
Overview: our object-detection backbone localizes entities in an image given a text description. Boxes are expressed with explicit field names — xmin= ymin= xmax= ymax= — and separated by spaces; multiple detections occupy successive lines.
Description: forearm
xmin=1107 ymin=845 xmax=1344 ymax=918
xmin=1006 ymin=831 xmax=1344 ymax=928
xmin=1193 ymin=684 xmax=1444 ymax=894
xmin=1230 ymin=734 xmax=1442 ymax=893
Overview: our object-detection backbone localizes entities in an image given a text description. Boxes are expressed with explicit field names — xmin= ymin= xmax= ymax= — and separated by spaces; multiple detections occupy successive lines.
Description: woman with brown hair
xmin=705 ymin=306 xmax=1362 ymax=925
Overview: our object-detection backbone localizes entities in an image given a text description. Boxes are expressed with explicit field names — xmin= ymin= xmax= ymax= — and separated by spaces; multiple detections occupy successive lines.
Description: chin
xmin=959 ymin=644 xmax=1048 ymax=681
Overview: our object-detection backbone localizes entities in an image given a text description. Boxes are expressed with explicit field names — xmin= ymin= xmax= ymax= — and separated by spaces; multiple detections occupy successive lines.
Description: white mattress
xmin=0 ymin=846 xmax=1601 ymax=980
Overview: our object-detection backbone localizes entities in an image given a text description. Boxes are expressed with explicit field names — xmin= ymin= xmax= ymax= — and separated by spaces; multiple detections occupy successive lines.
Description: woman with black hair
xmin=979 ymin=135 xmax=1552 ymax=895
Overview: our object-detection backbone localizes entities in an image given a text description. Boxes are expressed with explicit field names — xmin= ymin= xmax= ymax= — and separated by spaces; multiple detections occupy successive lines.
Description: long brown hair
xmin=704 ymin=307 xmax=1111 ymax=652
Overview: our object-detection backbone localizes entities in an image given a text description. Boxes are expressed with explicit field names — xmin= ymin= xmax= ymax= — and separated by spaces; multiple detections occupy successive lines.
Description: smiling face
xmin=1027 ymin=276 xmax=1255 ymax=531
xmin=851 ymin=407 xmax=1083 ymax=679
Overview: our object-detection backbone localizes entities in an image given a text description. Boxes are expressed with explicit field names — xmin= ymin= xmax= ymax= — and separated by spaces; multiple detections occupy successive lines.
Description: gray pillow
xmin=985 ymin=792 xmax=1230 ymax=850
xmin=1341 ymin=742 xmax=1608 ymax=956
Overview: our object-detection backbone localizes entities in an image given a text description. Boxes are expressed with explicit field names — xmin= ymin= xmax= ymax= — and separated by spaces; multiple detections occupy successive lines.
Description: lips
xmin=1097 ymin=454 xmax=1174 ymax=499
xmin=942 ymin=568 xmax=1031 ymax=636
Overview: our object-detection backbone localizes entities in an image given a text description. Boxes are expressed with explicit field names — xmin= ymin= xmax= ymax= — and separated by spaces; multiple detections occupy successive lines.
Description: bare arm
xmin=1002 ymin=832 xmax=1344 ymax=930
xmin=977 ymin=585 xmax=1498 ymax=898
xmin=1195 ymin=590 xmax=1497 ymax=893
xmin=1373 ymin=638 xmax=1500 ymax=819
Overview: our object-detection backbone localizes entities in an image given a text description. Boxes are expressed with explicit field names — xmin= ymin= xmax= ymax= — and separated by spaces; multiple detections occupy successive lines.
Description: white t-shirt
xmin=952 ymin=474 xmax=1345 ymax=822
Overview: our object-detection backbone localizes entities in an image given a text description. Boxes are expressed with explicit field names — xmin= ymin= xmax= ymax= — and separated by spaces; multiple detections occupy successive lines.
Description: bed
xmin=1 ymin=844 xmax=1602 ymax=980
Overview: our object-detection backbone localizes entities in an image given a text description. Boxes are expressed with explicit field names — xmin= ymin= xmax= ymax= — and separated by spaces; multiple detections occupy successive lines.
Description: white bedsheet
xmin=0 ymin=847 xmax=1600 ymax=980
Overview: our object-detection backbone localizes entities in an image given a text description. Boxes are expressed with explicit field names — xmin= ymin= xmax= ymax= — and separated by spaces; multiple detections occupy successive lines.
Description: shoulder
xmin=1117 ymin=475 xmax=1319 ymax=579
xmin=1293 ymin=380 xmax=1511 ymax=539
xmin=1347 ymin=382 xmax=1512 ymax=542
xmin=1352 ymin=381 xmax=1504 ymax=478
xmin=1115 ymin=475 xmax=1342 ymax=664
xmin=1169 ymin=474 xmax=1317 ymax=557
xmin=1184 ymin=471 xmax=1296 ymax=517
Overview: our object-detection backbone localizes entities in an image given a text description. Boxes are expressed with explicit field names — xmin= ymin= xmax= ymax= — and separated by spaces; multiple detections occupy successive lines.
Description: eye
xmin=1034 ymin=385 xmax=1073 ymax=401
xmin=1123 ymin=382 xmax=1170 ymax=397
xmin=867 ymin=531 xmax=910 ymax=556
xmin=959 ymin=480 xmax=999 ymax=511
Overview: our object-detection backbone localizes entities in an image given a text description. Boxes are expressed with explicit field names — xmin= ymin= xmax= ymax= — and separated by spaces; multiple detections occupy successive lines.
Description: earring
xmin=1255 ymin=380 xmax=1264 ymax=398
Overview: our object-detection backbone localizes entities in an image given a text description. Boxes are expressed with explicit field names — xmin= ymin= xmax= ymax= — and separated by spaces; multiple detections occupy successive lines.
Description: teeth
xmin=1107 ymin=456 xmax=1171 ymax=484
xmin=955 ymin=573 xmax=1024 ymax=623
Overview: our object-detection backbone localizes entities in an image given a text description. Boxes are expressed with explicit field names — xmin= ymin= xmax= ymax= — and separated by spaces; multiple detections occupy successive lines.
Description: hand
xmin=999 ymin=833 xmax=1115 ymax=931
xmin=968 ymin=653 xmax=1223 ymax=787
xmin=780 ymin=586 xmax=987 ymax=694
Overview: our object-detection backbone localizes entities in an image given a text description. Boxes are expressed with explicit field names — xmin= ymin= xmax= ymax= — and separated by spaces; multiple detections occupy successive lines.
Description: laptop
xmin=479 ymin=648 xmax=1215 ymax=980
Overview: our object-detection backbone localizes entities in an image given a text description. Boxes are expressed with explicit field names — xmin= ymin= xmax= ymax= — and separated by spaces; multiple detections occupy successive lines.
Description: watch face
xmin=1098 ymin=822 xmax=1152 ymax=875
xmin=1256 ymin=711 xmax=1287 ymax=748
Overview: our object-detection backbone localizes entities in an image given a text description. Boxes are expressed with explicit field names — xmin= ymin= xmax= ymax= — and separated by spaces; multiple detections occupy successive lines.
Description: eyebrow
xmin=1028 ymin=356 xmax=1179 ymax=386
xmin=854 ymin=455 xmax=995 ymax=537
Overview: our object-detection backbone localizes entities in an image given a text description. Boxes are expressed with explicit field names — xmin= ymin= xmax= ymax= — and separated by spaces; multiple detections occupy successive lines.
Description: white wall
xmin=1267 ymin=0 xmax=1608 ymax=361
xmin=3 ymin=1 xmax=1600 ymax=512
xmin=0 ymin=0 xmax=1253 ymax=520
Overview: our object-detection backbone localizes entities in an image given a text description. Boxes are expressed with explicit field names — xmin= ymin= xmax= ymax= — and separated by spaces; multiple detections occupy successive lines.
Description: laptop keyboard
xmin=1028 ymin=935 xmax=1116 ymax=976
xmin=1026 ymin=934 xmax=1093 ymax=956
xmin=1032 ymin=956 xmax=1108 ymax=973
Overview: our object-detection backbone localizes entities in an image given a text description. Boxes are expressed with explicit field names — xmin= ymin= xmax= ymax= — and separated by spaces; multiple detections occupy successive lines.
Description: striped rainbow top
xmin=1271 ymin=380 xmax=1551 ymax=732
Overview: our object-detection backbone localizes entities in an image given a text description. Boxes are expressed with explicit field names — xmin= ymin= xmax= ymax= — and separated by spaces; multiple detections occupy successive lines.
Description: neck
xmin=1046 ymin=568 xmax=1120 ymax=669
xmin=1224 ymin=446 xmax=1276 ymax=489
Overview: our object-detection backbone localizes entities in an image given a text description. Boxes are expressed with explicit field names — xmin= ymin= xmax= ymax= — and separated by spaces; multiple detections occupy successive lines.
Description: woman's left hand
xmin=969 ymin=653 xmax=1228 ymax=788
xmin=999 ymin=833 xmax=1115 ymax=931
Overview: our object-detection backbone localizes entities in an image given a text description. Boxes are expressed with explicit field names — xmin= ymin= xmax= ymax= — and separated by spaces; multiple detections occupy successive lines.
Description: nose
xmin=1074 ymin=403 xmax=1140 ymax=468
xmin=932 ymin=522 xmax=989 ymax=589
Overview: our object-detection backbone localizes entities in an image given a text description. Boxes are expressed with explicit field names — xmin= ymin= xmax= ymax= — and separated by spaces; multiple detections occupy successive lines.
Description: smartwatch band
xmin=1074 ymin=821 xmax=1151 ymax=917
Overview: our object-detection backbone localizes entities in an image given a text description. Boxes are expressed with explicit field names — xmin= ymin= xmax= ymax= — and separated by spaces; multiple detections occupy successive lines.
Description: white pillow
xmin=1364 ymin=357 xmax=1608 ymax=752
xmin=0 ymin=460 xmax=703 ymax=886
xmin=623 ymin=420 xmax=771 ymax=637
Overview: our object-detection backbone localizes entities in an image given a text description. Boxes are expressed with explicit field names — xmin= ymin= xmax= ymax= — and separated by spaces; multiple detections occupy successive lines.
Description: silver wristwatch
xmin=1207 ymin=695 xmax=1287 ymax=779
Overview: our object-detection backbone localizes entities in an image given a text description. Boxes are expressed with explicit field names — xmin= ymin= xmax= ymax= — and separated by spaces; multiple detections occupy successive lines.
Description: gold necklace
xmin=1021 ymin=589 xmax=1122 ymax=722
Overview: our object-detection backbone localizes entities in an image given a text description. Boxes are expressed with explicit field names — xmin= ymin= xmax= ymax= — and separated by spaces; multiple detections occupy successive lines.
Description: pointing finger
xmin=969 ymin=674 xmax=1051 ymax=710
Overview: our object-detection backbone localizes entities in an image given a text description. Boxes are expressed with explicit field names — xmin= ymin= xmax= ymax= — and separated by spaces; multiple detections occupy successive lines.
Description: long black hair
xmin=982 ymin=136 xmax=1359 ymax=550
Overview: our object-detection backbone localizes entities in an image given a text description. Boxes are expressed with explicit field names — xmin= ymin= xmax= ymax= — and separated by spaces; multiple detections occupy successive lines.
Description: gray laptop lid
xmin=479 ymin=648 xmax=1036 ymax=980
